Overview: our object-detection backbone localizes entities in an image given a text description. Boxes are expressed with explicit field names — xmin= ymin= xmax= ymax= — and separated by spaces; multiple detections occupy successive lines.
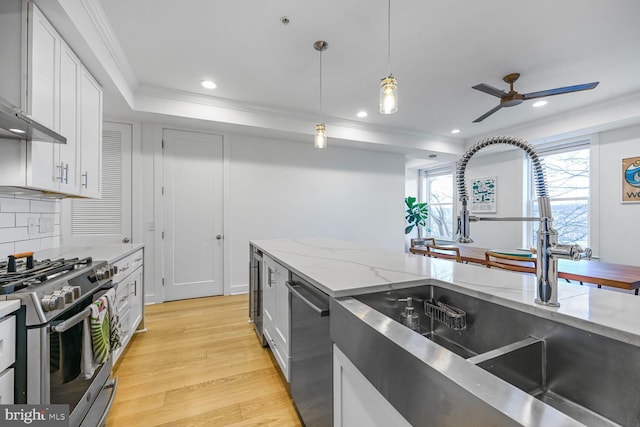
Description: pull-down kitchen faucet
xmin=456 ymin=136 xmax=591 ymax=307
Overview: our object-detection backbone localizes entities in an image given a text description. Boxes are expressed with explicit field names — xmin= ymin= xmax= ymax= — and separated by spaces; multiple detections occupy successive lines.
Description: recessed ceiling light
xmin=451 ymin=129 xmax=460 ymax=134
xmin=201 ymin=80 xmax=217 ymax=89
xmin=532 ymin=100 xmax=547 ymax=108
xmin=356 ymin=111 xmax=368 ymax=118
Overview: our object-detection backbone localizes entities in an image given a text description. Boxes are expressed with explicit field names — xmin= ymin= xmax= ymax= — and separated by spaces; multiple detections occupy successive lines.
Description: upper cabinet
xmin=78 ymin=69 xmax=102 ymax=197
xmin=9 ymin=2 xmax=102 ymax=197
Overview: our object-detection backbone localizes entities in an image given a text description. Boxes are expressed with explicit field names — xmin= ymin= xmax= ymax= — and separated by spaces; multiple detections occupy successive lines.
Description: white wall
xmin=0 ymin=195 xmax=61 ymax=255
xmin=457 ymin=149 xmax=526 ymax=249
xmin=597 ymin=124 xmax=640 ymax=265
xmin=227 ymin=134 xmax=405 ymax=292
xmin=138 ymin=125 xmax=406 ymax=301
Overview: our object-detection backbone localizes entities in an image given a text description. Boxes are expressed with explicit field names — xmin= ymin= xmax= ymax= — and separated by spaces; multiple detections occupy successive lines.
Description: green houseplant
xmin=404 ymin=196 xmax=429 ymax=239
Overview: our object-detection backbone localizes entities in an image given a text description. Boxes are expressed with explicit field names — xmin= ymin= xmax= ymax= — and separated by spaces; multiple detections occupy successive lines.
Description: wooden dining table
xmin=410 ymin=244 xmax=640 ymax=294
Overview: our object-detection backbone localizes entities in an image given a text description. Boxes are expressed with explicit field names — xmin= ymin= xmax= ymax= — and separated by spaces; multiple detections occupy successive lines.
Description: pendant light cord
xmin=319 ymin=49 xmax=323 ymax=123
xmin=387 ymin=0 xmax=391 ymax=75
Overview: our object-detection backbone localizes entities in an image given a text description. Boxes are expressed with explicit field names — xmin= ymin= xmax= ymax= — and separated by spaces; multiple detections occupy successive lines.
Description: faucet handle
xmin=550 ymin=244 xmax=592 ymax=261
xmin=398 ymin=297 xmax=413 ymax=306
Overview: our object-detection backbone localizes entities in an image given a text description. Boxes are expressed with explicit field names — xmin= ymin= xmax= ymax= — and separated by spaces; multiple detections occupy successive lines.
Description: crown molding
xmin=79 ymin=0 xmax=138 ymax=90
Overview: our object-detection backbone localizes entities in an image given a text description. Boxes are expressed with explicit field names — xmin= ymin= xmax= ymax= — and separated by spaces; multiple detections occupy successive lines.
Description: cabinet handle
xmin=57 ymin=163 xmax=64 ymax=182
xmin=64 ymin=163 xmax=69 ymax=184
xmin=267 ymin=267 xmax=275 ymax=286
xmin=82 ymin=171 xmax=88 ymax=188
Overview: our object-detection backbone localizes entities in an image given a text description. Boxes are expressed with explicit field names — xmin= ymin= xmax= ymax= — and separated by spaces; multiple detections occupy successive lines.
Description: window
xmin=422 ymin=167 xmax=454 ymax=240
xmin=528 ymin=143 xmax=590 ymax=248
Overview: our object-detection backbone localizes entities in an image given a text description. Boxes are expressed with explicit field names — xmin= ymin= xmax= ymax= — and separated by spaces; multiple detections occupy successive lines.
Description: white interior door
xmin=162 ymin=129 xmax=223 ymax=301
xmin=62 ymin=121 xmax=132 ymax=245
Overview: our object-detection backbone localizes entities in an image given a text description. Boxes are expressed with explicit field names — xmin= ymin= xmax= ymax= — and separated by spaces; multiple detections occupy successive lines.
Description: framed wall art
xmin=622 ymin=156 xmax=640 ymax=203
xmin=471 ymin=176 xmax=497 ymax=213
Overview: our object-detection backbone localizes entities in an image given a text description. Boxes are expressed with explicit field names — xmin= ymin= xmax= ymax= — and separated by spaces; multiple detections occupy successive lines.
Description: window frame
xmin=421 ymin=165 xmax=456 ymax=241
xmin=525 ymin=138 xmax=593 ymax=249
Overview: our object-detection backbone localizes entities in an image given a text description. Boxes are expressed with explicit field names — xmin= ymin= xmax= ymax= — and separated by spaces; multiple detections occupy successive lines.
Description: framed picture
xmin=622 ymin=156 xmax=640 ymax=203
xmin=471 ymin=176 xmax=497 ymax=213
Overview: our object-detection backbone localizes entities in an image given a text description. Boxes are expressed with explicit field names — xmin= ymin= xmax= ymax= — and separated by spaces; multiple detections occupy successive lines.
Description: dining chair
xmin=485 ymin=250 xmax=536 ymax=274
xmin=426 ymin=244 xmax=462 ymax=263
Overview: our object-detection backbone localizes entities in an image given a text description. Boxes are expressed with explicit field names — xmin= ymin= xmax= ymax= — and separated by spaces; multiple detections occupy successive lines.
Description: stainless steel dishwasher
xmin=286 ymin=274 xmax=332 ymax=427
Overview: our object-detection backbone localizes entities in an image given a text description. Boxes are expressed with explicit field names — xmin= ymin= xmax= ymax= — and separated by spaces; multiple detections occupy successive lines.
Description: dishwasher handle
xmin=286 ymin=281 xmax=329 ymax=317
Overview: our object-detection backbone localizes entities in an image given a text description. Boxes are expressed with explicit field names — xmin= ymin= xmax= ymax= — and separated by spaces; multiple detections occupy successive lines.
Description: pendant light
xmin=314 ymin=40 xmax=328 ymax=149
xmin=380 ymin=0 xmax=398 ymax=114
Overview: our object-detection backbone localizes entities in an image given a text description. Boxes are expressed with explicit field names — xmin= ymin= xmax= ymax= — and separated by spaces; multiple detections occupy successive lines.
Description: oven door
xmin=48 ymin=288 xmax=116 ymax=427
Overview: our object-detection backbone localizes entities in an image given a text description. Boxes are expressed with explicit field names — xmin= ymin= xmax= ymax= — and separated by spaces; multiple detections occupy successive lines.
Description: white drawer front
xmin=0 ymin=316 xmax=16 ymax=373
xmin=0 ymin=368 xmax=14 ymax=404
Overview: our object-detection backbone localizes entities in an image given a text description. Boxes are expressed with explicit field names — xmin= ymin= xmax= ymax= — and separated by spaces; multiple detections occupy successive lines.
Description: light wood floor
xmin=105 ymin=294 xmax=302 ymax=427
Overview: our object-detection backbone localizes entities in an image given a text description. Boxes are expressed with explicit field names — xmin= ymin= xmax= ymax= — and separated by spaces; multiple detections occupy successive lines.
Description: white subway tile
xmin=41 ymin=236 xmax=58 ymax=250
xmin=0 ymin=227 xmax=29 ymax=244
xmin=0 ymin=197 xmax=30 ymax=213
xmin=30 ymin=200 xmax=56 ymax=213
xmin=0 ymin=242 xmax=15 ymax=257
xmin=15 ymin=239 xmax=41 ymax=253
xmin=0 ymin=213 xmax=15 ymax=228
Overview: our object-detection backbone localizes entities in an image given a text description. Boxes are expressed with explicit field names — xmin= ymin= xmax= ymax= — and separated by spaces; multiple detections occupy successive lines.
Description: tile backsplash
xmin=0 ymin=195 xmax=61 ymax=256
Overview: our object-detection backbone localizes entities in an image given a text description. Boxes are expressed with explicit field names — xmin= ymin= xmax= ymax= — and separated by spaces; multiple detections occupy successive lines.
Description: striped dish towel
xmin=89 ymin=296 xmax=110 ymax=365
xmin=105 ymin=288 xmax=122 ymax=351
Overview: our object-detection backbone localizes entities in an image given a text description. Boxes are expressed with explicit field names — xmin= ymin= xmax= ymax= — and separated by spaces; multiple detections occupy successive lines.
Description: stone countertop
xmin=0 ymin=300 xmax=20 ymax=318
xmin=35 ymin=243 xmax=144 ymax=265
xmin=250 ymin=238 xmax=640 ymax=347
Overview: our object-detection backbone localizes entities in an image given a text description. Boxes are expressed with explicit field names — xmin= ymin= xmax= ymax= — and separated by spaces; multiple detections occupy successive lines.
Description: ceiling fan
xmin=471 ymin=73 xmax=599 ymax=123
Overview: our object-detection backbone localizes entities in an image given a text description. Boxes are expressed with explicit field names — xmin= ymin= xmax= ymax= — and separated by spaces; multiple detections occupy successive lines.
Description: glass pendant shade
xmin=380 ymin=75 xmax=398 ymax=114
xmin=315 ymin=123 xmax=327 ymax=149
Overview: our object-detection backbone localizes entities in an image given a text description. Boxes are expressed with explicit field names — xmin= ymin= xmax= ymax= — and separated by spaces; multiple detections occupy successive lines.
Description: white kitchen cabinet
xmin=77 ymin=69 xmax=102 ymax=197
xmin=0 ymin=310 xmax=17 ymax=405
xmin=333 ymin=345 xmax=411 ymax=427
xmin=17 ymin=3 xmax=102 ymax=197
xmin=112 ymin=248 xmax=144 ymax=364
xmin=262 ymin=255 xmax=291 ymax=381
xmin=27 ymin=2 xmax=59 ymax=191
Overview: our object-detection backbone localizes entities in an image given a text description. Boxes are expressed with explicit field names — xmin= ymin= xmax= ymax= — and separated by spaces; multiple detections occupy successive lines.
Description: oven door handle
xmin=97 ymin=378 xmax=119 ymax=427
xmin=50 ymin=307 xmax=91 ymax=333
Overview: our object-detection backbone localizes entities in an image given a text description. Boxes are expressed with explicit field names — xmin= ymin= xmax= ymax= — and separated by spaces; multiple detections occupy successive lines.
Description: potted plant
xmin=404 ymin=196 xmax=430 ymax=246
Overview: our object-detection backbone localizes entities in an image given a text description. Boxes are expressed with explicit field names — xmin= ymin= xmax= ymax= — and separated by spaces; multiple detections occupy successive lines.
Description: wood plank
xmin=105 ymin=294 xmax=301 ymax=426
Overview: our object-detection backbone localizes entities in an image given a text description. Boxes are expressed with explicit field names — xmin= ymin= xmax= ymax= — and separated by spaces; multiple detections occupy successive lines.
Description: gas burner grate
xmin=0 ymin=257 xmax=93 ymax=294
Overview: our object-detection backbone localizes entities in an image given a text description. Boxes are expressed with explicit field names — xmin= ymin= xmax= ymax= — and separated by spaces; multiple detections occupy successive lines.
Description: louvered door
xmin=61 ymin=121 xmax=132 ymax=245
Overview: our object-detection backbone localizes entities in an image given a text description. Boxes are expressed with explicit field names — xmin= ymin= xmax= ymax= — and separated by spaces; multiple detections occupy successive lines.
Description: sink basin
xmin=353 ymin=284 xmax=640 ymax=427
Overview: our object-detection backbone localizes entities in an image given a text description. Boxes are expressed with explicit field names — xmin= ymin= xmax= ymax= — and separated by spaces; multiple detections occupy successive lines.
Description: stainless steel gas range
xmin=0 ymin=252 xmax=117 ymax=427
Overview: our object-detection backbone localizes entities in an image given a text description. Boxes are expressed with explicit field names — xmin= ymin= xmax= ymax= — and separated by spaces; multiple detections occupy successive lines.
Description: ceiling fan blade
xmin=473 ymin=105 xmax=503 ymax=123
xmin=523 ymin=82 xmax=599 ymax=100
xmin=472 ymin=83 xmax=507 ymax=98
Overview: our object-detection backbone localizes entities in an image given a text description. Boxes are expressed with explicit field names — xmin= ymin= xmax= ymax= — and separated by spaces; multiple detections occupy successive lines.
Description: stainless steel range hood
xmin=0 ymin=95 xmax=66 ymax=144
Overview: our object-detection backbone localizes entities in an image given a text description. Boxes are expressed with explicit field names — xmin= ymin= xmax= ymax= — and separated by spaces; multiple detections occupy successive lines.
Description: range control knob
xmin=53 ymin=289 xmax=73 ymax=304
xmin=62 ymin=285 xmax=81 ymax=301
xmin=41 ymin=294 xmax=65 ymax=312
xmin=95 ymin=268 xmax=110 ymax=281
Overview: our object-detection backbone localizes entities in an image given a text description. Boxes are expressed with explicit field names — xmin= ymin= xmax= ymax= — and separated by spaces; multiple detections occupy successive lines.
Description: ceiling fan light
xmin=315 ymin=123 xmax=327 ymax=149
xmin=380 ymin=75 xmax=398 ymax=114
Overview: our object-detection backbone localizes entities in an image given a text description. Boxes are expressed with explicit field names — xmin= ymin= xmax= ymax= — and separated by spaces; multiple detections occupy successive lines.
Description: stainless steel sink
xmin=351 ymin=285 xmax=640 ymax=427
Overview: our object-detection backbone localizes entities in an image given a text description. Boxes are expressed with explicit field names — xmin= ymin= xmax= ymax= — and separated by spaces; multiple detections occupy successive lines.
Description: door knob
xmin=216 ymin=235 xmax=223 ymax=240
xmin=123 ymin=237 xmax=130 ymax=243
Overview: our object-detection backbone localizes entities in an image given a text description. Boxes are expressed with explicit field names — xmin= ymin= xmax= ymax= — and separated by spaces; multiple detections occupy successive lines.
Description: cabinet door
xmin=273 ymin=261 xmax=290 ymax=354
xmin=27 ymin=4 xmax=59 ymax=191
xmin=129 ymin=266 xmax=143 ymax=333
xmin=262 ymin=257 xmax=277 ymax=334
xmin=333 ymin=345 xmax=411 ymax=427
xmin=58 ymin=42 xmax=80 ymax=194
xmin=78 ymin=70 xmax=102 ymax=198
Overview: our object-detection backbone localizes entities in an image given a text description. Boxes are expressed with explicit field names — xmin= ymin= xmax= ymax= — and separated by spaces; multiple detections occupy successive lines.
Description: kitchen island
xmin=251 ymin=238 xmax=640 ymax=427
